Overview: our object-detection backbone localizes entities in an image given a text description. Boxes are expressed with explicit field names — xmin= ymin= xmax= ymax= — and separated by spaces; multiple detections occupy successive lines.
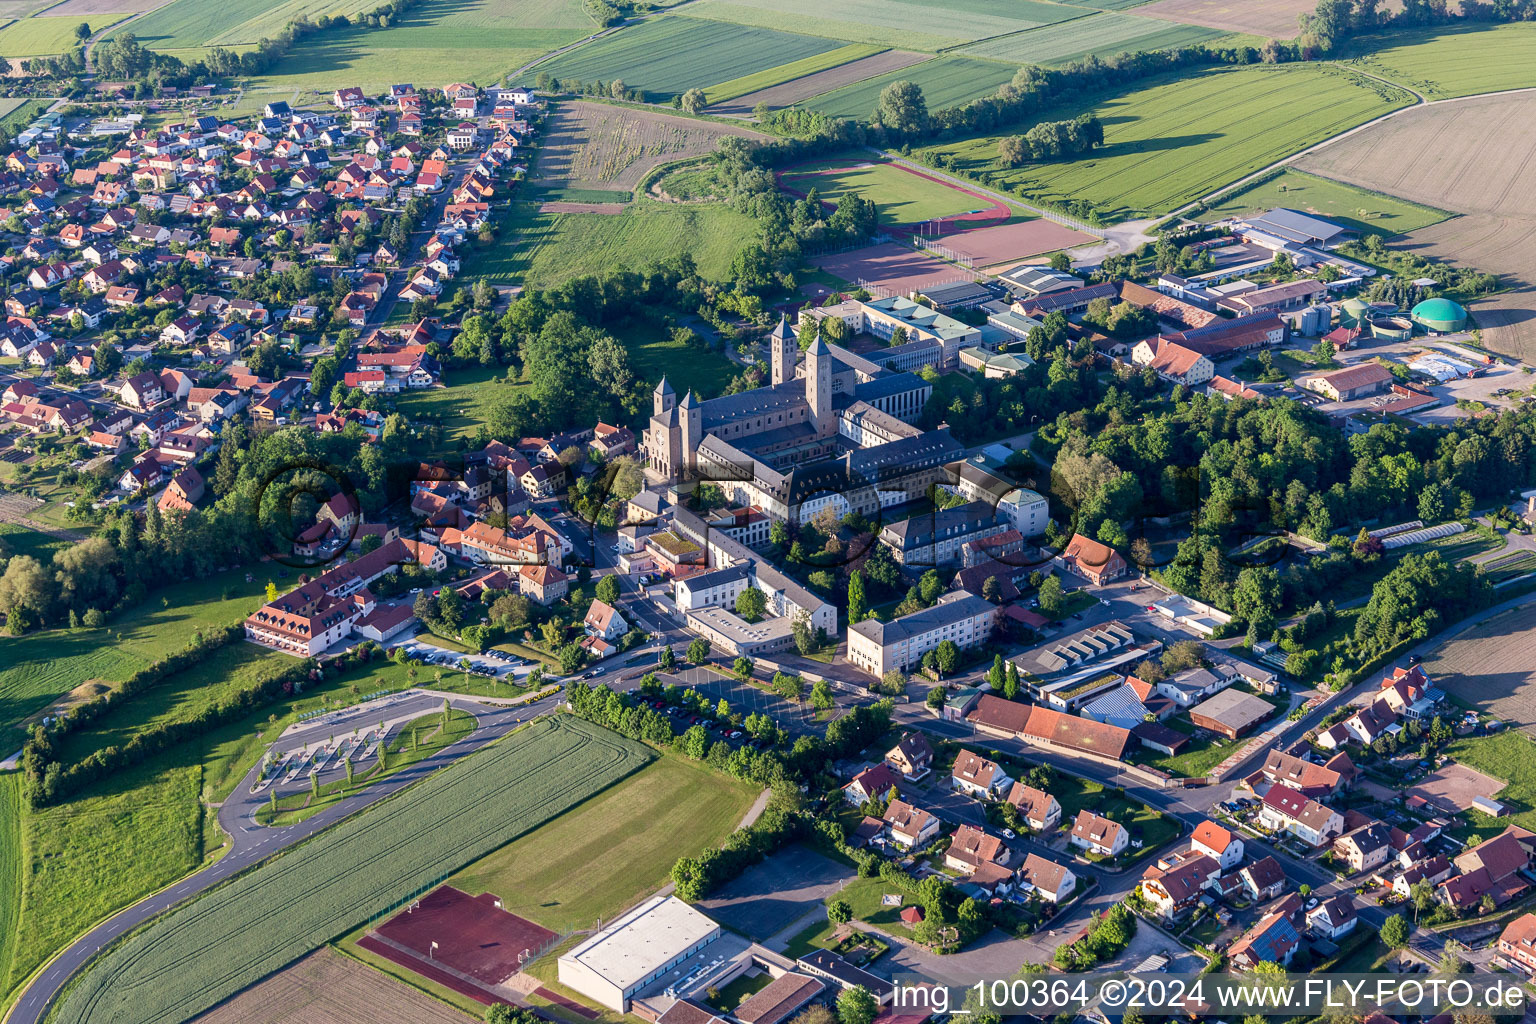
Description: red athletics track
xmin=375 ymin=886 xmax=556 ymax=986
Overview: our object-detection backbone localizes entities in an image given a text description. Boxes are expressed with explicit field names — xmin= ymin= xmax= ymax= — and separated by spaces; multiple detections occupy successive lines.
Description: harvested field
xmin=540 ymin=201 xmax=625 ymax=214
xmin=1405 ymin=762 xmax=1505 ymax=816
xmin=706 ymin=48 xmax=927 ymax=115
xmin=1132 ymin=0 xmax=1315 ymax=38
xmin=39 ymin=0 xmax=167 ymax=13
xmin=959 ymin=12 xmax=1230 ymax=65
xmin=533 ymin=101 xmax=765 ymax=196
xmin=933 ymin=218 xmax=1095 ymax=268
xmin=1421 ymin=603 xmax=1536 ymax=728
xmin=375 ymin=886 xmax=555 ymax=986
xmin=191 ymin=947 xmax=474 ymax=1024
xmin=1297 ymin=92 xmax=1536 ymax=359
xmin=813 ymin=241 xmax=977 ymax=294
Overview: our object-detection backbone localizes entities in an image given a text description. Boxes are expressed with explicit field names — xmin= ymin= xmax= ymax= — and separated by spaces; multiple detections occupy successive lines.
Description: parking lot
xmin=668 ymin=666 xmax=824 ymax=738
xmin=391 ymin=635 xmax=532 ymax=682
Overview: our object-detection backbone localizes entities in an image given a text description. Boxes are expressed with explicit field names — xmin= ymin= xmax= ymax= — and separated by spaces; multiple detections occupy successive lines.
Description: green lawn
xmin=836 ymin=875 xmax=915 ymax=936
xmin=449 ymin=754 xmax=758 ymax=931
xmin=921 ymin=63 xmax=1412 ymax=221
xmin=704 ymin=43 xmax=883 ymax=104
xmin=0 ymin=522 xmax=68 ymax=563
xmin=1345 ymin=21 xmax=1536 ymax=100
xmin=1446 ymin=732 xmax=1536 ymax=844
xmin=1055 ymin=775 xmax=1179 ymax=861
xmin=804 ymin=55 xmax=1020 ymax=118
xmin=465 ymin=199 xmax=759 ymax=288
xmin=0 ymin=567 xmax=274 ymax=754
xmin=780 ymin=158 xmax=1011 ymax=226
xmin=1199 ymin=168 xmax=1451 ymax=237
xmin=708 ymin=972 xmax=774 ymax=1012
xmin=959 ymin=12 xmax=1230 ymax=65
xmin=255 ymin=708 xmax=478 ymax=826
xmin=537 ymin=17 xmax=845 ymax=100
xmin=678 ymin=0 xmax=1078 ymax=49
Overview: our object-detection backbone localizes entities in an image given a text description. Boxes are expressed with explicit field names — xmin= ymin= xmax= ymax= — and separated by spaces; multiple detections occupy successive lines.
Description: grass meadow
xmin=779 ymin=158 xmax=1000 ymax=225
xmin=921 ymin=63 xmax=1412 ymax=221
xmin=50 ymin=718 xmax=651 ymax=1024
xmin=450 ymin=754 xmax=758 ymax=931
xmin=0 ymin=15 xmax=124 ymax=54
xmin=0 ymin=567 xmax=274 ymax=754
xmin=1345 ymin=21 xmax=1536 ymax=100
xmin=679 ymin=0 xmax=1080 ymax=49
xmin=959 ymin=12 xmax=1230 ymax=64
xmin=0 ymin=775 xmax=21 ymax=1014
xmin=703 ymin=43 xmax=882 ymax=104
xmin=1199 ymin=168 xmax=1451 ymax=237
xmin=535 ymin=17 xmax=844 ymax=99
xmin=803 ymin=55 xmax=1019 ymax=118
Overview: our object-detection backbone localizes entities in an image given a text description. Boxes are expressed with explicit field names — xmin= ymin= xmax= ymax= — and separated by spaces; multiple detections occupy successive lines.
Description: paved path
xmin=3 ymin=689 xmax=566 ymax=1024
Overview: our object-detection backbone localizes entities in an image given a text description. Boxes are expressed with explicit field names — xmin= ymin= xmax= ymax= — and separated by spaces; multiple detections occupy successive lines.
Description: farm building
xmin=1411 ymin=297 xmax=1468 ymax=333
xmin=1236 ymin=208 xmax=1349 ymax=249
xmin=557 ymin=896 xmax=721 ymax=1012
xmin=1298 ymin=362 xmax=1393 ymax=401
xmin=1188 ymin=689 xmax=1274 ymax=740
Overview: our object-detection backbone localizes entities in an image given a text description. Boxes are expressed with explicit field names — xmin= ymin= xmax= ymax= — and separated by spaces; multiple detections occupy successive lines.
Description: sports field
xmin=0 ymin=566 xmax=273 ymax=754
xmin=960 ymin=12 xmax=1230 ymax=64
xmin=0 ymin=15 xmax=122 ymax=54
xmin=51 ymin=717 xmax=652 ymax=1024
xmin=1200 ymin=169 xmax=1451 ymax=237
xmin=923 ymin=64 xmax=1412 ymax=221
xmin=449 ymin=755 xmax=757 ymax=932
xmin=374 ymin=886 xmax=555 ymax=984
xmin=779 ymin=159 xmax=1005 ymax=227
xmin=803 ymin=55 xmax=1020 ymax=119
xmin=190 ymin=948 xmax=476 ymax=1024
xmin=1347 ymin=22 xmax=1536 ymax=99
xmin=813 ymin=241 xmax=975 ymax=295
xmin=936 ymin=218 xmax=1096 ymax=267
xmin=679 ymin=0 xmax=1083 ymax=49
xmin=536 ymin=17 xmax=844 ymax=100
xmin=702 ymin=43 xmax=882 ymax=104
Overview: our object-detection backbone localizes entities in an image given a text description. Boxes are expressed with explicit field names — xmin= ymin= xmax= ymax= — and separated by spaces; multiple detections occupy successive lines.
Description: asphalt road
xmin=5 ymin=688 xmax=564 ymax=1024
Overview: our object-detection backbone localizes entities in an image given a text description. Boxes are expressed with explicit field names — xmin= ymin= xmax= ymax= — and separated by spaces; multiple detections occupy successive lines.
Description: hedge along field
xmin=922 ymin=63 xmax=1412 ymax=222
xmin=703 ymin=43 xmax=883 ymax=104
xmin=535 ymin=17 xmax=845 ymax=100
xmin=678 ymin=0 xmax=1082 ymax=49
xmin=51 ymin=716 xmax=652 ymax=1024
xmin=803 ymin=55 xmax=1020 ymax=119
xmin=0 ymin=567 xmax=273 ymax=754
xmin=1344 ymin=21 xmax=1536 ymax=100
xmin=959 ymin=12 xmax=1230 ymax=65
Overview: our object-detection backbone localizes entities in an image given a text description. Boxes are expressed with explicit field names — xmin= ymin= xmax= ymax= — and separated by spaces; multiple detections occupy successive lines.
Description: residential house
xmin=1017 ymin=853 xmax=1076 ymax=903
xmin=944 ymin=824 xmax=1012 ymax=873
xmin=121 ymin=371 xmax=165 ymax=409
xmin=583 ymin=599 xmax=627 ymax=642
xmin=950 ymin=750 xmax=1012 ymax=800
xmin=883 ymin=799 xmax=940 ymax=848
xmin=885 ymin=732 xmax=934 ymax=780
xmin=1057 ymin=533 xmax=1128 ymax=585
xmin=1333 ymin=822 xmax=1394 ymax=874
xmin=1139 ymin=853 xmax=1220 ymax=919
xmin=1190 ymin=821 xmax=1244 ymax=871
xmin=1257 ymin=787 xmax=1343 ymax=847
xmin=1306 ymin=894 xmax=1359 ymax=939
xmin=518 ymin=563 xmax=568 ymax=605
xmin=1005 ymin=782 xmax=1061 ymax=833
xmin=1497 ymin=913 xmax=1536 ymax=975
xmin=158 ymin=465 xmax=205 ymax=513
xmin=1239 ymin=857 xmax=1287 ymax=902
xmin=843 ymin=762 xmax=900 ymax=806
xmin=1069 ymin=810 xmax=1127 ymax=857
xmin=1228 ymin=910 xmax=1302 ymax=971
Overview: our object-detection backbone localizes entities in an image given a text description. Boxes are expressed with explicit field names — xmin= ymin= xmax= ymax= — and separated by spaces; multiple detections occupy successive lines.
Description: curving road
xmin=4 ymin=688 xmax=566 ymax=1024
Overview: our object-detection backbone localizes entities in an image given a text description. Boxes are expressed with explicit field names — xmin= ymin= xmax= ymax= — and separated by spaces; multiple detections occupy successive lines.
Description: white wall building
xmin=557 ymin=896 xmax=721 ymax=1012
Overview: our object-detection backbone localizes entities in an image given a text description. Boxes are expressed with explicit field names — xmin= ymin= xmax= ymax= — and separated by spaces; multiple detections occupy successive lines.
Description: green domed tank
xmin=1340 ymin=297 xmax=1371 ymax=327
xmin=1411 ymin=297 xmax=1468 ymax=334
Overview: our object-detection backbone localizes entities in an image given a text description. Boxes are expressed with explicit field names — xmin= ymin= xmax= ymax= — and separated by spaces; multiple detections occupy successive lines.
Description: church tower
xmin=807 ymin=337 xmax=832 ymax=437
xmin=654 ymin=376 xmax=676 ymax=417
xmin=679 ymin=390 xmax=701 ymax=476
xmin=770 ymin=315 xmax=796 ymax=386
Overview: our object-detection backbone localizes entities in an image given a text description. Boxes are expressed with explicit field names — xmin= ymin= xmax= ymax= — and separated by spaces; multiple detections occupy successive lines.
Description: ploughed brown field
xmin=706 ymin=49 xmax=929 ymax=116
xmin=1297 ymin=92 xmax=1536 ymax=360
xmin=533 ymin=101 xmax=766 ymax=195
xmin=1421 ymin=604 xmax=1536 ymax=729
xmin=191 ymin=948 xmax=474 ymax=1024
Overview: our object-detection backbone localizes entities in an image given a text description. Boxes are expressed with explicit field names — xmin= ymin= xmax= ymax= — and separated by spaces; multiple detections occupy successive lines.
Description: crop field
xmin=679 ymin=0 xmax=1082 ymax=49
xmin=0 ymin=567 xmax=273 ymax=754
xmin=1133 ymin=0 xmax=1315 ymax=38
xmin=922 ymin=64 xmax=1411 ymax=221
xmin=0 ymin=775 xmax=20 ymax=1012
xmin=116 ymin=0 xmax=358 ymax=48
xmin=1296 ymin=92 xmax=1536 ymax=358
xmin=0 ymin=99 xmax=49 ymax=139
xmin=450 ymin=755 xmax=757 ymax=932
xmin=534 ymin=101 xmax=766 ymax=195
xmin=35 ymin=0 xmax=166 ymax=14
xmin=0 ymin=15 xmax=123 ymax=54
xmin=1422 ymin=604 xmax=1536 ymax=729
xmin=702 ymin=43 xmax=882 ymax=104
xmin=536 ymin=17 xmax=844 ymax=100
xmin=1346 ymin=22 xmax=1536 ymax=99
xmin=466 ymin=198 xmax=759 ymax=290
xmin=804 ymin=56 xmax=1020 ymax=119
xmin=779 ymin=159 xmax=1003 ymax=226
xmin=960 ymin=12 xmax=1229 ymax=64
xmin=191 ymin=948 xmax=475 ymax=1024
xmin=1200 ymin=169 xmax=1450 ymax=237
xmin=51 ymin=717 xmax=651 ymax=1024
xmin=706 ymin=48 xmax=927 ymax=115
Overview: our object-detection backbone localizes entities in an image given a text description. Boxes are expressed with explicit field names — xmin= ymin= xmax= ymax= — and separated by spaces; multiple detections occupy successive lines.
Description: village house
xmin=1228 ymin=910 xmax=1302 ymax=971
xmin=1139 ymin=853 xmax=1220 ymax=919
xmin=885 ymin=732 xmax=934 ymax=780
xmin=1005 ymin=782 xmax=1061 ymax=833
xmin=1069 ymin=810 xmax=1127 ymax=858
xmin=1257 ymin=787 xmax=1343 ymax=847
xmin=1306 ymin=894 xmax=1359 ymax=939
xmin=1017 ymin=853 xmax=1076 ymax=903
xmin=944 ymin=824 xmax=1012 ymax=873
xmin=842 ymin=762 xmax=899 ymax=806
xmin=1190 ymin=820 xmax=1244 ymax=871
xmin=950 ymin=749 xmax=1012 ymax=800
xmin=883 ymin=799 xmax=940 ymax=848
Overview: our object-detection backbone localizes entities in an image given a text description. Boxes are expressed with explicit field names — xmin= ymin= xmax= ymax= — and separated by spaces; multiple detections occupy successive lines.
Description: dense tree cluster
xmin=997 ymin=114 xmax=1105 ymax=166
